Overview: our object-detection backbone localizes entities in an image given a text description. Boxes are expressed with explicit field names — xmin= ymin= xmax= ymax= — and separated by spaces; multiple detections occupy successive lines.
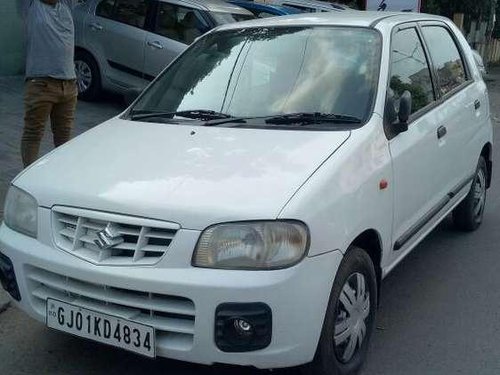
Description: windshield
xmin=211 ymin=12 xmax=255 ymax=24
xmin=131 ymin=27 xmax=382 ymax=126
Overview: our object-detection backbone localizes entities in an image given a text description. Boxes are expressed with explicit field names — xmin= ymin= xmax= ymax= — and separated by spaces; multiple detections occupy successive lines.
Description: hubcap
xmin=334 ymin=272 xmax=370 ymax=363
xmin=473 ymin=168 xmax=486 ymax=220
xmin=75 ymin=60 xmax=92 ymax=94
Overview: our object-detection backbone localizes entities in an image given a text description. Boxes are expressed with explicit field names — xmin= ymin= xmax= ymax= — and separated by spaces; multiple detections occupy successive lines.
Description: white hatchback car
xmin=0 ymin=11 xmax=493 ymax=375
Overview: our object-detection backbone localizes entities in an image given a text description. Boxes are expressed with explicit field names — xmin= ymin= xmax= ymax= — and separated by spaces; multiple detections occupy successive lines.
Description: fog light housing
xmin=215 ymin=303 xmax=272 ymax=352
xmin=0 ymin=252 xmax=21 ymax=301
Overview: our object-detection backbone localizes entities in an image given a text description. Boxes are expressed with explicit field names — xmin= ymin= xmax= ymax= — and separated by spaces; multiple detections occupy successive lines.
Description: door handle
xmin=147 ymin=40 xmax=164 ymax=50
xmin=437 ymin=125 xmax=447 ymax=139
xmin=474 ymin=99 xmax=481 ymax=110
xmin=89 ymin=22 xmax=103 ymax=31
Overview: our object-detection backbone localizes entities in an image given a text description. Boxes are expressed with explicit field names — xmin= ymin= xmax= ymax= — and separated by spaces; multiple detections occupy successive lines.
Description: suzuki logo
xmin=94 ymin=224 xmax=124 ymax=250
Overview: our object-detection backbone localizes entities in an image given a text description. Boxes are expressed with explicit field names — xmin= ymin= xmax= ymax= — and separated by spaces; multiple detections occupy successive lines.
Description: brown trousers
xmin=22 ymin=78 xmax=78 ymax=167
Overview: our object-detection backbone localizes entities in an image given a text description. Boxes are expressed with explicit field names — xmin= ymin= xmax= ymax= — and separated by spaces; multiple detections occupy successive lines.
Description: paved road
xmin=1 ymin=74 xmax=500 ymax=375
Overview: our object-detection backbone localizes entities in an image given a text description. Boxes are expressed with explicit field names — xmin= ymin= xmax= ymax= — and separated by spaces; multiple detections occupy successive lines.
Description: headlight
xmin=193 ymin=221 xmax=309 ymax=270
xmin=4 ymin=186 xmax=38 ymax=238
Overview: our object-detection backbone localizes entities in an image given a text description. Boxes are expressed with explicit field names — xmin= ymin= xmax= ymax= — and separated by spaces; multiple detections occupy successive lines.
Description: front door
xmin=143 ymin=1 xmax=211 ymax=80
xmin=86 ymin=0 xmax=150 ymax=89
xmin=387 ymin=25 xmax=450 ymax=259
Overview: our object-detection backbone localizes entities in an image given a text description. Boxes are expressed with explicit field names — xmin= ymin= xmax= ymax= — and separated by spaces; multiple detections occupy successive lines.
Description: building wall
xmin=0 ymin=1 xmax=24 ymax=76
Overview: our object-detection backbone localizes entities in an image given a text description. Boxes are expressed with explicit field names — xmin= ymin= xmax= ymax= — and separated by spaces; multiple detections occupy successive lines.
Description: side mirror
xmin=124 ymin=87 xmax=142 ymax=106
xmin=397 ymin=90 xmax=412 ymax=132
xmin=385 ymin=90 xmax=411 ymax=135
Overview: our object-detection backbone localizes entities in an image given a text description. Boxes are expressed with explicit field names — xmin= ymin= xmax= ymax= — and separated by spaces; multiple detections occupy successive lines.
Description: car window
xmin=210 ymin=12 xmax=255 ymax=25
xmin=389 ymin=27 xmax=434 ymax=114
xmin=113 ymin=0 xmax=148 ymax=28
xmin=154 ymin=3 xmax=210 ymax=45
xmin=421 ymin=26 xmax=467 ymax=96
xmin=95 ymin=0 xmax=115 ymax=18
xmin=257 ymin=11 xmax=276 ymax=18
xmin=282 ymin=4 xmax=314 ymax=12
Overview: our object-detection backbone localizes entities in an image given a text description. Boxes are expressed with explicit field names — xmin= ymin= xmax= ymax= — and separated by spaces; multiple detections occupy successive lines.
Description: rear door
xmin=85 ymin=0 xmax=150 ymax=89
xmin=387 ymin=25 xmax=449 ymax=257
xmin=419 ymin=22 xmax=480 ymax=189
xmin=143 ymin=1 xmax=211 ymax=80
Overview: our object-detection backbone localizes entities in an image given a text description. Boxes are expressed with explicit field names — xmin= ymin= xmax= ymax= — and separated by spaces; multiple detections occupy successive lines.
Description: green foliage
xmin=422 ymin=0 xmax=492 ymax=18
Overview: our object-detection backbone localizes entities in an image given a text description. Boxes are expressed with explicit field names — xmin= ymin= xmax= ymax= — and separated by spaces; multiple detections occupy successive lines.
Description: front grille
xmin=52 ymin=207 xmax=179 ymax=266
xmin=27 ymin=266 xmax=195 ymax=352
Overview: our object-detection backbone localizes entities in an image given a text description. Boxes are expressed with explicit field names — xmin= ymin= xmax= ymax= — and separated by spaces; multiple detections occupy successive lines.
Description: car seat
xmin=181 ymin=11 xmax=202 ymax=44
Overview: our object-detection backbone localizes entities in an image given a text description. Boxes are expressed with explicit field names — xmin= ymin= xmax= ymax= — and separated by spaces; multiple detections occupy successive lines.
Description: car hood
xmin=14 ymin=119 xmax=350 ymax=229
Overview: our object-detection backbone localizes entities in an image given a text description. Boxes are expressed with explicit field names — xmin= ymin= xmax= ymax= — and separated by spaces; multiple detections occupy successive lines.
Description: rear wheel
xmin=301 ymin=247 xmax=377 ymax=375
xmin=453 ymin=156 xmax=488 ymax=232
xmin=74 ymin=50 xmax=101 ymax=101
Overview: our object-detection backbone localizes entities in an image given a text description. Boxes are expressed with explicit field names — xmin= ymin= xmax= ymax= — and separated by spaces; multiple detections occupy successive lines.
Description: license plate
xmin=46 ymin=298 xmax=155 ymax=358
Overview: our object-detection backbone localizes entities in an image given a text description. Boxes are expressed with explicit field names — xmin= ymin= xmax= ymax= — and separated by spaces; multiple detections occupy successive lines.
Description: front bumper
xmin=0 ymin=223 xmax=342 ymax=369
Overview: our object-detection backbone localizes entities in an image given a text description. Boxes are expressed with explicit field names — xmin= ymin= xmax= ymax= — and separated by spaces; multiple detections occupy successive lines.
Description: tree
xmin=422 ymin=0 xmax=491 ymax=19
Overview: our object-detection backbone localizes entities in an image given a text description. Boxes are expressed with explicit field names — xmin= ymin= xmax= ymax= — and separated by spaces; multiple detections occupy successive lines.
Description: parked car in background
xmin=73 ymin=0 xmax=254 ymax=100
xmin=1 ymin=11 xmax=493 ymax=375
xmin=266 ymin=0 xmax=350 ymax=12
xmin=228 ymin=0 xmax=301 ymax=17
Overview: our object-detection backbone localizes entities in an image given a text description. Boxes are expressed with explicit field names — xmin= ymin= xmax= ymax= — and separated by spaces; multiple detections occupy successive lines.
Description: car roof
xmin=216 ymin=11 xmax=449 ymax=30
xmin=178 ymin=0 xmax=253 ymax=14
xmin=229 ymin=0 xmax=299 ymax=14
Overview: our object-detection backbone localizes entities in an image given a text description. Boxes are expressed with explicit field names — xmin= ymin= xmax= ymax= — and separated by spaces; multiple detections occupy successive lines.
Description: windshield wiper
xmin=203 ymin=112 xmax=362 ymax=127
xmin=264 ymin=112 xmax=362 ymax=125
xmin=129 ymin=109 xmax=233 ymax=121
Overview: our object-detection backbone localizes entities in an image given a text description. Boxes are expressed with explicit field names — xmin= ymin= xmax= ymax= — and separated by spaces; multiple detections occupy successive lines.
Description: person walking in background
xmin=18 ymin=0 xmax=77 ymax=167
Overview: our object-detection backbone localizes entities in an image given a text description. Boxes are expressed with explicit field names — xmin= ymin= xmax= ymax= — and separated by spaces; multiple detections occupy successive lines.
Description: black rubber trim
xmin=107 ymin=60 xmax=155 ymax=81
xmin=0 ymin=252 xmax=21 ymax=301
xmin=448 ymin=174 xmax=475 ymax=198
xmin=394 ymin=175 xmax=474 ymax=251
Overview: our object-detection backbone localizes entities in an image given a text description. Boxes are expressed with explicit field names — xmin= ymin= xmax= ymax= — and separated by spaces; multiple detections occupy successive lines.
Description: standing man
xmin=18 ymin=0 xmax=77 ymax=167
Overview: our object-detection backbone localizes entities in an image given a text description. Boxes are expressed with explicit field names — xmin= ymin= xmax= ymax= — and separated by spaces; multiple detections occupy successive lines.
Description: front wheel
xmin=301 ymin=247 xmax=377 ymax=375
xmin=453 ymin=156 xmax=488 ymax=232
xmin=74 ymin=51 xmax=101 ymax=101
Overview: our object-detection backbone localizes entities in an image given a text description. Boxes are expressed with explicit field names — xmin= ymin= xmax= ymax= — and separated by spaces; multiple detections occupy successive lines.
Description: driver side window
xmin=154 ymin=3 xmax=210 ymax=45
xmin=389 ymin=27 xmax=435 ymax=114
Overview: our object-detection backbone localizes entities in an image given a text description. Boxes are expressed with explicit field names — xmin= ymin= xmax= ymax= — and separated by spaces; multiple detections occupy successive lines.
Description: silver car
xmin=73 ymin=0 xmax=254 ymax=100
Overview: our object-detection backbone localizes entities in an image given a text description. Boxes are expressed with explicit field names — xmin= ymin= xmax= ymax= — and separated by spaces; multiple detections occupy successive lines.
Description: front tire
xmin=74 ymin=51 xmax=101 ymax=101
xmin=301 ymin=247 xmax=377 ymax=375
xmin=453 ymin=156 xmax=488 ymax=232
